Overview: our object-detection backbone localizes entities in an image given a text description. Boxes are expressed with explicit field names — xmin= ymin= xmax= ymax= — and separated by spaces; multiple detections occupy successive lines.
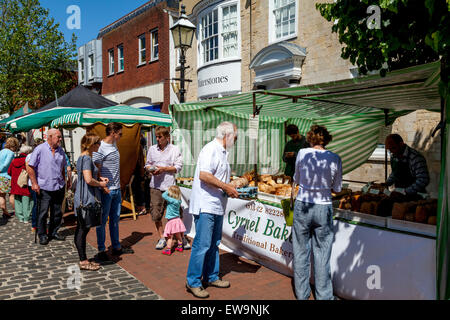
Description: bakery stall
xmin=170 ymin=62 xmax=444 ymax=300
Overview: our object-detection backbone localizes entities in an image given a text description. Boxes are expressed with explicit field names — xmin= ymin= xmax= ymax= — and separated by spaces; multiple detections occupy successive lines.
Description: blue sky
xmin=40 ymin=0 xmax=151 ymax=51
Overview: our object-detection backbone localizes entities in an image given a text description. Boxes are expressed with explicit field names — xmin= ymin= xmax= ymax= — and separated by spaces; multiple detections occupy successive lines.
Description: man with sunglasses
xmin=93 ymin=122 xmax=134 ymax=262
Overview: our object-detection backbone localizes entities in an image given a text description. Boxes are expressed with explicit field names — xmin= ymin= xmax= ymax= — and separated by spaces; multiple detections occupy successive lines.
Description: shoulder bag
xmin=76 ymin=156 xmax=102 ymax=228
xmin=17 ymin=169 xmax=29 ymax=188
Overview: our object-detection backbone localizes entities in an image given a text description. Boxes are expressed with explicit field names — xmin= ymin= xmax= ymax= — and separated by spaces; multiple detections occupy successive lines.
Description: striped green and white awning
xmin=170 ymin=61 xmax=440 ymax=178
xmin=174 ymin=61 xmax=450 ymax=300
xmin=51 ymin=105 xmax=172 ymax=128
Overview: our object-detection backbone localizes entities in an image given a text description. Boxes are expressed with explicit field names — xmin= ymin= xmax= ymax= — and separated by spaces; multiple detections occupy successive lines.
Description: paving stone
xmin=54 ymin=291 xmax=82 ymax=299
xmin=20 ymin=285 xmax=38 ymax=291
xmin=0 ymin=289 xmax=17 ymax=295
xmin=0 ymin=207 xmax=160 ymax=301
xmin=12 ymin=290 xmax=35 ymax=297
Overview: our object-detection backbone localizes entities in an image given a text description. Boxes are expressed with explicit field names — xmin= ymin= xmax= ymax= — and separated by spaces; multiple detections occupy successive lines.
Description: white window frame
xmin=118 ymin=45 xmax=124 ymax=72
xmin=150 ymin=29 xmax=159 ymax=61
xmin=79 ymin=59 xmax=84 ymax=82
xmin=138 ymin=34 xmax=146 ymax=65
xmin=108 ymin=49 xmax=115 ymax=75
xmin=88 ymin=54 xmax=94 ymax=79
xmin=197 ymin=1 xmax=241 ymax=69
xmin=268 ymin=0 xmax=298 ymax=44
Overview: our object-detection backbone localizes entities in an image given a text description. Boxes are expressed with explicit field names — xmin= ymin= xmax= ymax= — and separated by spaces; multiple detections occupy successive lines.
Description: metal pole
xmin=253 ymin=92 xmax=258 ymax=184
xmin=384 ymin=109 xmax=389 ymax=182
xmin=179 ymin=47 xmax=186 ymax=103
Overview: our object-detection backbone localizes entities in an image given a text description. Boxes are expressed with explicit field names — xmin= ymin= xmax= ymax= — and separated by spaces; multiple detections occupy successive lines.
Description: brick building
xmin=98 ymin=0 xmax=180 ymax=113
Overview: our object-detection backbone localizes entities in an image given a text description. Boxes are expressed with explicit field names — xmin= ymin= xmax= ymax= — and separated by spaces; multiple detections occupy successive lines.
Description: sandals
xmin=162 ymin=248 xmax=172 ymax=255
xmin=79 ymin=261 xmax=101 ymax=271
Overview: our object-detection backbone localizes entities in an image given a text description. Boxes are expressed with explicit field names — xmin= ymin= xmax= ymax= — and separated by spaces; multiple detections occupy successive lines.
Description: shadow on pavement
xmin=121 ymin=231 xmax=153 ymax=247
xmin=219 ymin=253 xmax=261 ymax=278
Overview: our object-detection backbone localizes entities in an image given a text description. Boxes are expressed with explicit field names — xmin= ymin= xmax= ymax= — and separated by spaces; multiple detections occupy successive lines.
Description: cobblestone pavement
xmin=0 ymin=214 xmax=162 ymax=300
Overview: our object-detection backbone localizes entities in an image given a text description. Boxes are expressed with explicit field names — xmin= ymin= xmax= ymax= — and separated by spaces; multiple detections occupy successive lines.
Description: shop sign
xmin=197 ymin=61 xmax=241 ymax=98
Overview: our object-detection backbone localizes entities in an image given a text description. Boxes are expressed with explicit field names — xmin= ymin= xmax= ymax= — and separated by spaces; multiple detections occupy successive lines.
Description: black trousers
xmin=74 ymin=213 xmax=90 ymax=261
xmin=37 ymin=188 xmax=65 ymax=238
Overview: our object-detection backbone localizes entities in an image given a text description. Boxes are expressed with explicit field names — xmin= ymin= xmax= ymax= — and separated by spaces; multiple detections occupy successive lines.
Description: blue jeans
xmin=96 ymin=189 xmax=122 ymax=252
xmin=186 ymin=213 xmax=224 ymax=288
xmin=292 ymin=200 xmax=334 ymax=300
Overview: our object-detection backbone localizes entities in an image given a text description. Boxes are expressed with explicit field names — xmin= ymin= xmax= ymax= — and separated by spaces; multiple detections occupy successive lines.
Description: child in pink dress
xmin=161 ymin=185 xmax=186 ymax=255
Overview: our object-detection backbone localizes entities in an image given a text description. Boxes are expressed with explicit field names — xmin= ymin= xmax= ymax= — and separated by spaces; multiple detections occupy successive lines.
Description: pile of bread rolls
xmin=336 ymin=188 xmax=438 ymax=225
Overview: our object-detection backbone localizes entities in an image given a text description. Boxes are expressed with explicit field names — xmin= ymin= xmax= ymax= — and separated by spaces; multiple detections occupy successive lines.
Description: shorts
xmin=149 ymin=188 xmax=167 ymax=222
xmin=0 ymin=176 xmax=11 ymax=194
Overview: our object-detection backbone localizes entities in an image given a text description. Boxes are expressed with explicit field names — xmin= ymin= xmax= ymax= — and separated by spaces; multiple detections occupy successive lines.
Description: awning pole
xmin=384 ymin=109 xmax=389 ymax=182
xmin=253 ymin=92 xmax=258 ymax=184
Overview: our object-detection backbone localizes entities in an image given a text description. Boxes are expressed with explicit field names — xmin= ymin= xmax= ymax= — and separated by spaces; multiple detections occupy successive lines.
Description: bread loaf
xmin=267 ymin=179 xmax=277 ymax=187
xmin=351 ymin=193 xmax=362 ymax=212
xmin=415 ymin=206 xmax=428 ymax=223
xmin=392 ymin=202 xmax=408 ymax=220
xmin=405 ymin=212 xmax=415 ymax=222
xmin=360 ymin=202 xmax=372 ymax=214
xmin=369 ymin=201 xmax=379 ymax=215
xmin=376 ymin=197 xmax=394 ymax=217
xmin=428 ymin=216 xmax=437 ymax=225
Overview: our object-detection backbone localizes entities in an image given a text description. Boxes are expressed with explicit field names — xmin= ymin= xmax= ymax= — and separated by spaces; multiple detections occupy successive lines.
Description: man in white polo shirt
xmin=186 ymin=122 xmax=239 ymax=299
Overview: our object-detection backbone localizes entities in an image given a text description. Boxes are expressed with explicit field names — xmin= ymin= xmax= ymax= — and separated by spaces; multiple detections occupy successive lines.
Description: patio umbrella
xmin=0 ymin=102 xmax=31 ymax=127
xmin=6 ymin=106 xmax=96 ymax=133
xmin=50 ymin=105 xmax=172 ymax=128
xmin=5 ymin=85 xmax=117 ymax=133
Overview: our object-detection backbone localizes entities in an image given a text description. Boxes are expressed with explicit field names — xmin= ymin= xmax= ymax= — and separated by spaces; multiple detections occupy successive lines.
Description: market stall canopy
xmin=50 ymin=105 xmax=172 ymax=128
xmin=170 ymin=61 xmax=440 ymax=178
xmin=5 ymin=86 xmax=118 ymax=133
xmin=6 ymin=107 xmax=92 ymax=133
xmin=278 ymin=61 xmax=441 ymax=111
xmin=0 ymin=102 xmax=31 ymax=127
xmin=39 ymin=85 xmax=118 ymax=111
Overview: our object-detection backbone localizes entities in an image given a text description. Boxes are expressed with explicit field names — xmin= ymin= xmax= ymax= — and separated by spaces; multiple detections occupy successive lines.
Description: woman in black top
xmin=74 ymin=133 xmax=109 ymax=271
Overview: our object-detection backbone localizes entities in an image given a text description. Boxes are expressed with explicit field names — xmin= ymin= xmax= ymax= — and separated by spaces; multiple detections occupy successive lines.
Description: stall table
xmin=179 ymin=185 xmax=436 ymax=300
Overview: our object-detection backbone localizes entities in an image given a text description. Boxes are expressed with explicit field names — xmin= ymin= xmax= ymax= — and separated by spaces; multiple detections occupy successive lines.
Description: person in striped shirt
xmin=385 ymin=134 xmax=430 ymax=195
xmin=93 ymin=122 xmax=134 ymax=262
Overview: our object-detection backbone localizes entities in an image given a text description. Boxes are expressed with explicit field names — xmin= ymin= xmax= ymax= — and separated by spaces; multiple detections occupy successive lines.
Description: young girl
xmin=161 ymin=185 xmax=186 ymax=255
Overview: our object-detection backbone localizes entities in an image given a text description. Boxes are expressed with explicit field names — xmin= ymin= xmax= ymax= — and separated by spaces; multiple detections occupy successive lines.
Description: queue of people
xmin=0 ymin=120 xmax=430 ymax=301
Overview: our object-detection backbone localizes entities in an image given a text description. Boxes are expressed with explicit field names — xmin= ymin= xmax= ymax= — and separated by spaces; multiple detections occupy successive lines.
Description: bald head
xmin=47 ymin=128 xmax=63 ymax=149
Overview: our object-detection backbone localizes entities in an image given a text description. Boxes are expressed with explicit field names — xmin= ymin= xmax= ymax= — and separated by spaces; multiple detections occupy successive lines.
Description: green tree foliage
xmin=316 ymin=0 xmax=450 ymax=98
xmin=0 ymin=0 xmax=77 ymax=114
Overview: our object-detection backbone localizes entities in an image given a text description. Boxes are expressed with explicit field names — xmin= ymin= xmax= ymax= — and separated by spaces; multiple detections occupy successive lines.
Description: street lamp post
xmin=170 ymin=4 xmax=196 ymax=103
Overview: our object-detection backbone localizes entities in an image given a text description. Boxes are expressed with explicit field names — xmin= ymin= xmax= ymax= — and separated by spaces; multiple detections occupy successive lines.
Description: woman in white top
xmin=292 ymin=125 xmax=342 ymax=300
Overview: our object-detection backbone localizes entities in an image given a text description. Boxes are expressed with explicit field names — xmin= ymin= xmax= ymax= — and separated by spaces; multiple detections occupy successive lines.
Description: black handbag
xmin=77 ymin=156 xmax=102 ymax=229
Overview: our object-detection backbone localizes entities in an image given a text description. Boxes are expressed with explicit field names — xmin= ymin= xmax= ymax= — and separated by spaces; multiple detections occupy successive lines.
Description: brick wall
xmin=101 ymin=2 xmax=172 ymax=113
